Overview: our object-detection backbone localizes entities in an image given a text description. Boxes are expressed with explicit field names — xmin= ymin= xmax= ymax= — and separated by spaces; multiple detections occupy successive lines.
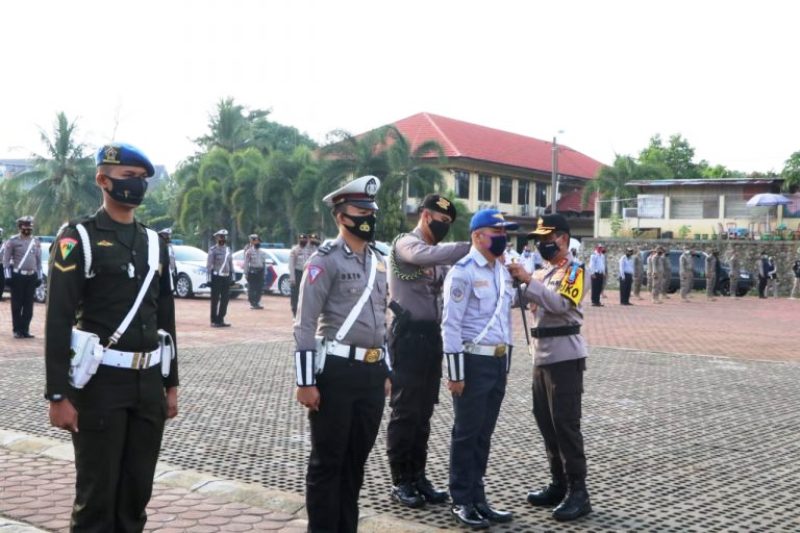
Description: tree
xmin=639 ymin=133 xmax=700 ymax=179
xmin=0 ymin=180 xmax=25 ymax=232
xmin=582 ymin=155 xmax=667 ymax=215
xmin=194 ymin=98 xmax=257 ymax=153
xmin=781 ymin=151 xmax=800 ymax=192
xmin=12 ymin=112 xmax=100 ymax=234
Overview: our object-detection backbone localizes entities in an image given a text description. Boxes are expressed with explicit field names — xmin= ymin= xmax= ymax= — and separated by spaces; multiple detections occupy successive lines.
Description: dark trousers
xmin=70 ymin=365 xmax=166 ymax=533
xmin=386 ymin=322 xmax=442 ymax=483
xmin=449 ymin=353 xmax=507 ymax=505
xmin=590 ymin=274 xmax=604 ymax=305
xmin=10 ymin=272 xmax=36 ymax=334
xmin=247 ymin=268 xmax=265 ymax=306
xmin=306 ymin=357 xmax=387 ymax=533
xmin=532 ymin=358 xmax=587 ymax=481
xmin=291 ymin=269 xmax=302 ymax=316
xmin=0 ymin=268 xmax=5 ymax=300
xmin=620 ymin=273 xmax=633 ymax=304
xmin=210 ymin=274 xmax=230 ymax=323
xmin=758 ymin=275 xmax=768 ymax=297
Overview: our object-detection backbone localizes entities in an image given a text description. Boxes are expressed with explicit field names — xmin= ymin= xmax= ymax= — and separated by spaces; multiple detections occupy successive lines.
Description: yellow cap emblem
xmin=436 ymin=197 xmax=451 ymax=210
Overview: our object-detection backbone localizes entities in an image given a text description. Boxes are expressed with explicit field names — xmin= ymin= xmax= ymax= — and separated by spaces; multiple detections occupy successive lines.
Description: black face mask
xmin=537 ymin=240 xmax=560 ymax=261
xmin=104 ymin=175 xmax=148 ymax=206
xmin=217 ymin=239 xmax=226 ymax=246
xmin=253 ymin=242 xmax=260 ymax=249
xmin=299 ymin=240 xmax=308 ymax=247
xmin=486 ymin=234 xmax=507 ymax=257
xmin=341 ymin=213 xmax=376 ymax=242
xmin=21 ymin=228 xmax=33 ymax=236
xmin=428 ymin=219 xmax=450 ymax=243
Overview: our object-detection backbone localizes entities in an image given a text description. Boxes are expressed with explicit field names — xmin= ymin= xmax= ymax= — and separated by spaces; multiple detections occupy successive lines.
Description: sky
xmin=2 ymin=0 xmax=799 ymax=174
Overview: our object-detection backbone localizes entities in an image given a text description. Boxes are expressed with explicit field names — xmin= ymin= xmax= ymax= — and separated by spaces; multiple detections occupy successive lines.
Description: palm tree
xmin=194 ymin=98 xmax=258 ymax=153
xmin=581 ymin=155 xmax=667 ymax=216
xmin=781 ymin=151 xmax=800 ymax=192
xmin=12 ymin=112 xmax=99 ymax=234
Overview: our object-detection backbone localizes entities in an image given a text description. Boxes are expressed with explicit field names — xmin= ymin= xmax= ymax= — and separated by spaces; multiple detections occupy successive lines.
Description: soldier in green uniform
xmin=45 ymin=143 xmax=179 ymax=532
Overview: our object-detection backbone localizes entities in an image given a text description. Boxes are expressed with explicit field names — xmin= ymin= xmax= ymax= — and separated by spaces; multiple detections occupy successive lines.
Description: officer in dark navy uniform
xmin=294 ymin=175 xmax=391 ymax=533
xmin=45 ymin=143 xmax=179 ymax=532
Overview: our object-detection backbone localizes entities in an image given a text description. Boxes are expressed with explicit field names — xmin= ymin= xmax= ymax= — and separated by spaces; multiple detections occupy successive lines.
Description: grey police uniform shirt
xmin=441 ymin=247 xmax=514 ymax=355
xmin=207 ymin=244 xmax=232 ymax=277
xmin=294 ymin=237 xmax=387 ymax=352
xmin=388 ymin=228 xmax=470 ymax=322
xmin=2 ymin=235 xmax=42 ymax=276
xmin=244 ymin=246 xmax=268 ymax=270
xmin=289 ymin=244 xmax=316 ymax=282
xmin=525 ymin=253 xmax=588 ymax=366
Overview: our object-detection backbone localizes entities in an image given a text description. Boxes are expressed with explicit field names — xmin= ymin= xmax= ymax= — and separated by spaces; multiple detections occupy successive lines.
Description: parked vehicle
xmin=173 ymin=245 xmax=246 ymax=299
xmin=232 ymin=248 xmax=292 ymax=297
xmin=640 ymin=249 xmax=753 ymax=296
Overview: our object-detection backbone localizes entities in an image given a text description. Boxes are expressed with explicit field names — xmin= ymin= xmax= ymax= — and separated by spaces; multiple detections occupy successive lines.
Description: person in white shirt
xmin=504 ymin=242 xmax=520 ymax=263
xmin=588 ymin=245 xmax=606 ymax=307
xmin=519 ymin=245 xmax=537 ymax=273
xmin=618 ymin=248 xmax=635 ymax=305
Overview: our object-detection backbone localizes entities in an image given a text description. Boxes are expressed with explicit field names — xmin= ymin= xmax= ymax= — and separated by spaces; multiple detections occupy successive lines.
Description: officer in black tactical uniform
xmin=45 ymin=143 xmax=179 ymax=532
xmin=385 ymin=194 xmax=469 ymax=508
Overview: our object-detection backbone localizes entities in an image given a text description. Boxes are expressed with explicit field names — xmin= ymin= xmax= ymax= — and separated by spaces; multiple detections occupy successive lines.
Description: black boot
xmin=451 ymin=504 xmax=490 ymax=529
xmin=552 ymin=476 xmax=591 ymax=522
xmin=390 ymin=481 xmax=425 ymax=508
xmin=475 ymin=501 xmax=513 ymax=523
xmin=527 ymin=481 xmax=567 ymax=506
xmin=414 ymin=472 xmax=448 ymax=504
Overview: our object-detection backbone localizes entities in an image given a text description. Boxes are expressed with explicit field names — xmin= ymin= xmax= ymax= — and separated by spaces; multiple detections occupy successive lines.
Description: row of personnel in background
xmin=293 ymin=175 xmax=591 ymax=532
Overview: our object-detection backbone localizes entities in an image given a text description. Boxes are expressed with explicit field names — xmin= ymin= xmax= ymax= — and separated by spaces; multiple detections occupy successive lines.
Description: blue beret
xmin=95 ymin=143 xmax=155 ymax=177
xmin=469 ymin=209 xmax=519 ymax=232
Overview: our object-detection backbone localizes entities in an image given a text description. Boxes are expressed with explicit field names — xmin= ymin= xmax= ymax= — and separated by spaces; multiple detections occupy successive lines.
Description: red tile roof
xmin=555 ymin=189 xmax=597 ymax=213
xmin=389 ymin=112 xmax=603 ymax=181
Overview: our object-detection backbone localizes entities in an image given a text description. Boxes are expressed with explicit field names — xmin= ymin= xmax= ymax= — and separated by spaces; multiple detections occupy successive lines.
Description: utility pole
xmin=550 ymin=135 xmax=560 ymax=214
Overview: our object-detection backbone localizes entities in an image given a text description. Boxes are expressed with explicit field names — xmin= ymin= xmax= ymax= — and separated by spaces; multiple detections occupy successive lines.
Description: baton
xmin=510 ymin=258 xmax=534 ymax=358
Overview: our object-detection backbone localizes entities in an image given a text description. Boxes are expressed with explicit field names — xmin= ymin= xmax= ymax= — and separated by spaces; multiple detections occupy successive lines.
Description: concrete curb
xmin=0 ymin=428 xmax=441 ymax=532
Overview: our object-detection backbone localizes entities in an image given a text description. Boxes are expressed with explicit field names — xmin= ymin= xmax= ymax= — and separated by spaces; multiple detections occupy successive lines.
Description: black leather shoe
xmin=390 ymin=483 xmax=425 ymax=508
xmin=415 ymin=476 xmax=448 ymax=504
xmin=527 ymin=483 xmax=567 ymax=506
xmin=450 ymin=505 xmax=490 ymax=529
xmin=218 ymin=322 xmax=231 ymax=327
xmin=552 ymin=481 xmax=591 ymax=522
xmin=22 ymin=332 xmax=35 ymax=338
xmin=13 ymin=331 xmax=23 ymax=339
xmin=475 ymin=502 xmax=513 ymax=523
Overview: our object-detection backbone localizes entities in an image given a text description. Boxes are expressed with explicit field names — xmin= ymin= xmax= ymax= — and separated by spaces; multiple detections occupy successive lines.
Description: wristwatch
xmin=44 ymin=393 xmax=65 ymax=402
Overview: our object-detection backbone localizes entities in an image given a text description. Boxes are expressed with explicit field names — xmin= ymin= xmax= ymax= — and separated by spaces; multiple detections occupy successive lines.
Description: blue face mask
xmin=486 ymin=234 xmax=507 ymax=257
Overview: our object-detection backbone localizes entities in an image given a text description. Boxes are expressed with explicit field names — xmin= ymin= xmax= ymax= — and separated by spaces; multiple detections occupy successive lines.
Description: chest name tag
xmin=557 ymin=263 xmax=584 ymax=306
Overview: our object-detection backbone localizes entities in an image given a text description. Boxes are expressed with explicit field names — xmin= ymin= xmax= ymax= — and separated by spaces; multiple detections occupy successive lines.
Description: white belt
xmin=101 ymin=348 xmax=161 ymax=369
xmin=463 ymin=343 xmax=510 ymax=357
xmin=14 ymin=270 xmax=36 ymax=275
xmin=326 ymin=343 xmax=385 ymax=364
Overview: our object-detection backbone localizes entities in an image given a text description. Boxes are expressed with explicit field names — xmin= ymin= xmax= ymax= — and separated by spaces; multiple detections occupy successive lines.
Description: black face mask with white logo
xmin=104 ymin=175 xmax=148 ymax=206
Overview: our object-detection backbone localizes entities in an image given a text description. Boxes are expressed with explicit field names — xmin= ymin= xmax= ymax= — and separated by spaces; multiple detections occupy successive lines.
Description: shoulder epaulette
xmin=455 ymin=255 xmax=473 ymax=268
xmin=369 ymin=242 xmax=386 ymax=256
xmin=317 ymin=241 xmax=337 ymax=256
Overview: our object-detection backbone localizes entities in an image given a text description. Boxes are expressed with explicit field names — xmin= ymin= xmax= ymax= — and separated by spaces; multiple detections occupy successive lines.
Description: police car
xmin=173 ymin=245 xmax=246 ymax=299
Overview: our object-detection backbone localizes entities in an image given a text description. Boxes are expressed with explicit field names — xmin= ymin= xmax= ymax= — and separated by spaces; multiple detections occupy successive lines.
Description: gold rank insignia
xmin=436 ymin=197 xmax=451 ymax=210
xmin=97 ymin=240 xmax=114 ymax=247
xmin=376 ymin=260 xmax=386 ymax=272
xmin=53 ymin=262 xmax=77 ymax=273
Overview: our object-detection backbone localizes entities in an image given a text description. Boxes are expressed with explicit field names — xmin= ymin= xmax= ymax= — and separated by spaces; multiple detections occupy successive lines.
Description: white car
xmin=232 ymin=248 xmax=292 ymax=297
xmin=173 ymin=245 xmax=246 ymax=299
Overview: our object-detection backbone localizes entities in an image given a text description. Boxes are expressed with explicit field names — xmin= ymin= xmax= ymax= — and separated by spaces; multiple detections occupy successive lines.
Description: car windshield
xmin=174 ymin=246 xmax=208 ymax=262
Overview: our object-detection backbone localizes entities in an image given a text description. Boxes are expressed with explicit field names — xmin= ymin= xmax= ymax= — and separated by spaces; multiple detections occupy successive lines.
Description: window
xmin=670 ymin=191 xmax=719 ymax=219
xmin=518 ymin=180 xmax=530 ymax=206
xmin=454 ymin=170 xmax=470 ymax=199
xmin=478 ymin=174 xmax=492 ymax=202
xmin=535 ymin=182 xmax=548 ymax=207
xmin=499 ymin=177 xmax=513 ymax=204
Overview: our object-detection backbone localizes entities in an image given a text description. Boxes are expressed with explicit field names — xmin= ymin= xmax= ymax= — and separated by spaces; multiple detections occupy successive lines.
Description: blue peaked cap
xmin=95 ymin=143 xmax=155 ymax=177
xmin=469 ymin=209 xmax=519 ymax=232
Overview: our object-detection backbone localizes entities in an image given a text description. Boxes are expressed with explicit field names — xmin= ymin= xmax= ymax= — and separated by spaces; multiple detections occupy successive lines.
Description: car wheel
xmin=279 ymin=275 xmax=291 ymax=297
xmin=737 ymin=286 xmax=750 ymax=297
xmin=175 ymin=274 xmax=193 ymax=298
xmin=718 ymin=279 xmax=730 ymax=297
xmin=34 ymin=277 xmax=47 ymax=303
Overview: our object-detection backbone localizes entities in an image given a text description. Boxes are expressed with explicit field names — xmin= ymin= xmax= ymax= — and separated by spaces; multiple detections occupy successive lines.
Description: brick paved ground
xmin=1 ymin=289 xmax=799 ymax=531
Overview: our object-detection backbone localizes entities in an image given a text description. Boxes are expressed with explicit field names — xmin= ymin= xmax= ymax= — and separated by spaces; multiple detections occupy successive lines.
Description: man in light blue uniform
xmin=441 ymin=209 xmax=517 ymax=529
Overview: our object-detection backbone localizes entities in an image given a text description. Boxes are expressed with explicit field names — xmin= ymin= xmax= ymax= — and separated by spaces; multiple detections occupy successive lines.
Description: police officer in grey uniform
xmin=207 ymin=229 xmax=232 ymax=327
xmin=158 ymin=228 xmax=177 ymax=291
xmin=294 ymin=175 xmax=391 ymax=533
xmin=386 ymin=194 xmax=470 ymax=508
xmin=245 ymin=233 xmax=268 ymax=309
xmin=508 ymin=214 xmax=591 ymax=522
xmin=442 ymin=208 xmax=517 ymax=529
xmin=3 ymin=216 xmax=42 ymax=338
xmin=679 ymin=246 xmax=694 ymax=302
xmin=289 ymin=233 xmax=316 ymax=317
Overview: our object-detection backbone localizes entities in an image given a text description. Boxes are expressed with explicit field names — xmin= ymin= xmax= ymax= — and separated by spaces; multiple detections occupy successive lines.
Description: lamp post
xmin=550 ymin=130 xmax=564 ymax=214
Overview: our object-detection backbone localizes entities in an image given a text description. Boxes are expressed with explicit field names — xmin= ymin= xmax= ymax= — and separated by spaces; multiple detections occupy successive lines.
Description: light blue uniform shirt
xmin=441 ymin=246 xmax=514 ymax=354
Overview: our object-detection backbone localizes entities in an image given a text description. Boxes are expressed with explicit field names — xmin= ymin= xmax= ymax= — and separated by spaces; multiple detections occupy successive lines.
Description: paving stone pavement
xmin=2 ymin=295 xmax=800 ymax=531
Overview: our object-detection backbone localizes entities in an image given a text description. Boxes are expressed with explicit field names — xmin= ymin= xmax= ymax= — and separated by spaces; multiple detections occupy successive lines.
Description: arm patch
xmin=557 ymin=263 xmax=584 ymax=306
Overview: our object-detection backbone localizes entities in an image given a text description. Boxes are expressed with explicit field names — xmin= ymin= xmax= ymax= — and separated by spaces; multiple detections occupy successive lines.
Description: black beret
xmin=421 ymin=194 xmax=457 ymax=221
